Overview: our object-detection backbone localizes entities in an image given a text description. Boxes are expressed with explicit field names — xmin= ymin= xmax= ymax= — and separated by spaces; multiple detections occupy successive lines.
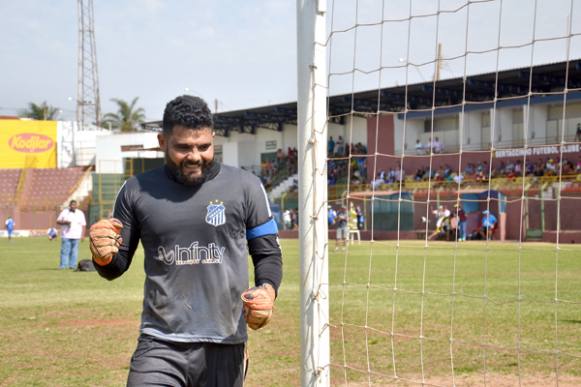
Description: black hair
xmin=162 ymin=95 xmax=213 ymax=134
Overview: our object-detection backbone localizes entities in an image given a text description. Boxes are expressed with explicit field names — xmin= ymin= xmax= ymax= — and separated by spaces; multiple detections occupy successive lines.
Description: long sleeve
xmin=93 ymin=181 xmax=140 ymax=280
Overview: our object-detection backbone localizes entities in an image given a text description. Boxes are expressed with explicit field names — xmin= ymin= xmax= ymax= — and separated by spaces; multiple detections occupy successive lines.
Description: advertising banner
xmin=0 ymin=120 xmax=57 ymax=168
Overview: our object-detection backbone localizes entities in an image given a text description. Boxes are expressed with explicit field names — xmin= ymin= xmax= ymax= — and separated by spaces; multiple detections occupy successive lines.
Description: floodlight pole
xmin=297 ymin=1 xmax=330 ymax=386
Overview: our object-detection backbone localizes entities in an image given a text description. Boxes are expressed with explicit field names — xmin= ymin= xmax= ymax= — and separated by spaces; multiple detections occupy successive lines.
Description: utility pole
xmin=77 ymin=0 xmax=101 ymax=131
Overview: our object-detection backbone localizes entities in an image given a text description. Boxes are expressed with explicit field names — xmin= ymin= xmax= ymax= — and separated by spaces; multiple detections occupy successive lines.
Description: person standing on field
xmin=5 ymin=216 xmax=15 ymax=240
xmin=56 ymin=200 xmax=86 ymax=269
xmin=334 ymin=205 xmax=349 ymax=250
xmin=88 ymin=95 xmax=283 ymax=386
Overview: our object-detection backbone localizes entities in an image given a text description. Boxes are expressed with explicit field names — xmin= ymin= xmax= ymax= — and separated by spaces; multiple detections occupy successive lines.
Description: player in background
xmin=88 ymin=95 xmax=282 ymax=386
xmin=455 ymin=203 xmax=467 ymax=241
xmin=334 ymin=205 xmax=348 ymax=250
xmin=5 ymin=216 xmax=15 ymax=240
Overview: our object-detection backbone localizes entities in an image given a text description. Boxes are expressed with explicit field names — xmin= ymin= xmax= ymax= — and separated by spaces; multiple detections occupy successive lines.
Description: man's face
xmin=158 ymin=125 xmax=215 ymax=186
xmin=69 ymin=201 xmax=78 ymax=212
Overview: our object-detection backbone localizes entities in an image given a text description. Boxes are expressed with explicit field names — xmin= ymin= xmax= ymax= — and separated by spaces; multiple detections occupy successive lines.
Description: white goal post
xmin=297 ymin=1 xmax=330 ymax=386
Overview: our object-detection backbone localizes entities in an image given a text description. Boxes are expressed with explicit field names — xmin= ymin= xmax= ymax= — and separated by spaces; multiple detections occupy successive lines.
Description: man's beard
xmin=165 ymin=155 xmax=214 ymax=186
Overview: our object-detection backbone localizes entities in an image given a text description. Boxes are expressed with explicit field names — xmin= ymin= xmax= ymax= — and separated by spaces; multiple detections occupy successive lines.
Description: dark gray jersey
xmin=113 ymin=164 xmax=277 ymax=344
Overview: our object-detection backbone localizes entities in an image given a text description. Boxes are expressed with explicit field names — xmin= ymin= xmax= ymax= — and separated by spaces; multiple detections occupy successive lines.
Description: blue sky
xmin=0 ymin=0 xmax=296 ymax=120
xmin=0 ymin=0 xmax=579 ymax=122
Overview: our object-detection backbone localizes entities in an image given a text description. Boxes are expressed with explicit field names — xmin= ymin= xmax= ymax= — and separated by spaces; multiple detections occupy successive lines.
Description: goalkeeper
xmin=89 ymin=95 xmax=282 ymax=387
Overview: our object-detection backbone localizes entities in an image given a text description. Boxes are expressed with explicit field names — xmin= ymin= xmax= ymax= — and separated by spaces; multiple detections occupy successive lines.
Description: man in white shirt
xmin=415 ymin=139 xmax=425 ymax=155
xmin=433 ymin=137 xmax=444 ymax=153
xmin=56 ymin=200 xmax=86 ymax=269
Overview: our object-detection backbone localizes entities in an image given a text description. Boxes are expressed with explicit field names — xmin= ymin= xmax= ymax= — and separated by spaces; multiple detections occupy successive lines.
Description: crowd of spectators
xmin=408 ymin=156 xmax=581 ymax=186
xmin=258 ymin=138 xmax=370 ymax=191
xmin=258 ymin=132 xmax=581 ymax=193
xmin=371 ymin=165 xmax=405 ymax=189
xmin=260 ymin=147 xmax=298 ymax=189
xmin=327 ymin=138 xmax=368 ymax=186
xmin=493 ymin=157 xmax=581 ymax=179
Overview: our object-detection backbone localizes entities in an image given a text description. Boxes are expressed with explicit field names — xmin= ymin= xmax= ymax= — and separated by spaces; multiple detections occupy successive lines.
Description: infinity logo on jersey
xmin=205 ymin=200 xmax=226 ymax=227
xmin=155 ymin=242 xmax=225 ymax=265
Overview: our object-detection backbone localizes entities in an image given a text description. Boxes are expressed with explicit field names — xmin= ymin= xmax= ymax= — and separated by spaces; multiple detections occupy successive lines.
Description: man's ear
xmin=157 ymin=133 xmax=166 ymax=149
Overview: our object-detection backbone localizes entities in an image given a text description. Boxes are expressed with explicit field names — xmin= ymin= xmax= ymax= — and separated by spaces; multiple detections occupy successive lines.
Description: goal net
xmin=298 ymin=0 xmax=581 ymax=385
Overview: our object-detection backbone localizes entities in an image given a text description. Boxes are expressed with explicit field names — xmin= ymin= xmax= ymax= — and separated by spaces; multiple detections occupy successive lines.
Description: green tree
xmin=102 ymin=97 xmax=146 ymax=132
xmin=21 ymin=101 xmax=59 ymax=120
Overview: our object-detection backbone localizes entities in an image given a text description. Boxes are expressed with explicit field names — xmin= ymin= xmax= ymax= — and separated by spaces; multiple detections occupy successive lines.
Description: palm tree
xmin=21 ymin=101 xmax=59 ymax=120
xmin=102 ymin=97 xmax=146 ymax=132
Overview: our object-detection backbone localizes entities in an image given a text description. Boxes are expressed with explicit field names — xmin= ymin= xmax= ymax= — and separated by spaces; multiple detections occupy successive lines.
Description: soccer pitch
xmin=0 ymin=238 xmax=579 ymax=386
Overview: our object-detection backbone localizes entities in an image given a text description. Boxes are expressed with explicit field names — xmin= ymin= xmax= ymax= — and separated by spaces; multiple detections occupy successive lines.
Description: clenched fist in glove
xmin=241 ymin=283 xmax=276 ymax=330
xmin=89 ymin=218 xmax=123 ymax=266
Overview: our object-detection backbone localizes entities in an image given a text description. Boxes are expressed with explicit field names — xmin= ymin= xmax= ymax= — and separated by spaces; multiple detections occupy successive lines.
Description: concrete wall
xmin=95 ymin=132 xmax=162 ymax=173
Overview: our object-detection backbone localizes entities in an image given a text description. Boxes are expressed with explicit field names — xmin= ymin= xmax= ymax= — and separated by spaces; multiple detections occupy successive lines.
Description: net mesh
xmin=322 ymin=0 xmax=581 ymax=384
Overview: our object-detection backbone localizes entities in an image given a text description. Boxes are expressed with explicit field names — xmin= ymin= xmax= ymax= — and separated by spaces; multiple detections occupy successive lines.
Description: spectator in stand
xmin=414 ymin=168 xmax=423 ymax=181
xmin=562 ymin=158 xmax=574 ymax=175
xmin=475 ymin=161 xmax=488 ymax=182
xmin=433 ymin=137 xmax=444 ymax=154
xmin=426 ymin=137 xmax=433 ymax=153
xmin=546 ymin=158 xmax=557 ymax=175
xmin=464 ymin=163 xmax=475 ymax=176
xmin=334 ymin=135 xmax=345 ymax=156
xmin=328 ymin=136 xmax=335 ymax=156
xmin=371 ymin=173 xmax=384 ymax=189
xmin=481 ymin=210 xmax=497 ymax=240
xmin=453 ymin=172 xmax=464 ymax=185
xmin=576 ymin=123 xmax=581 ymax=142
xmin=5 ymin=216 xmax=14 ymax=240
xmin=415 ymin=139 xmax=425 ymax=155
xmin=534 ymin=160 xmax=545 ymax=177
xmin=514 ymin=160 xmax=523 ymax=176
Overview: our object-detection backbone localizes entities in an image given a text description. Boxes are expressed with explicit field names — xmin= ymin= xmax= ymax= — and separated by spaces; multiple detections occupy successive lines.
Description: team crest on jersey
xmin=206 ymin=200 xmax=226 ymax=227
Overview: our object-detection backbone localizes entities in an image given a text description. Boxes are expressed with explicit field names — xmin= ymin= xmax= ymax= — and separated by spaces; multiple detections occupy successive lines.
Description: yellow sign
xmin=0 ymin=120 xmax=57 ymax=168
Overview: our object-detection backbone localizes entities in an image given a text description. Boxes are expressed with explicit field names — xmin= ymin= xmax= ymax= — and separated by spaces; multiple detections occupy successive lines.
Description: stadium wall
xmin=57 ymin=121 xmax=110 ymax=168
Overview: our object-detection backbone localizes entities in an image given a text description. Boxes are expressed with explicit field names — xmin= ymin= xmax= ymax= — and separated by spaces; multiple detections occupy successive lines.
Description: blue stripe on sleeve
xmin=246 ymin=218 xmax=278 ymax=240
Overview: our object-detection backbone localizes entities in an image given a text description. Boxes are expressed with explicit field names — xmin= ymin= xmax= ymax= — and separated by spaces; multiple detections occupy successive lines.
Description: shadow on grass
xmin=560 ymin=319 xmax=581 ymax=324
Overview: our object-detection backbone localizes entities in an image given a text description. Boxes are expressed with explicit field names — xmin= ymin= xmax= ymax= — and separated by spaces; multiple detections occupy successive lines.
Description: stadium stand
xmin=0 ymin=169 xmax=22 ymax=208
xmin=20 ymin=167 xmax=86 ymax=210
xmin=0 ymin=167 xmax=90 ymax=231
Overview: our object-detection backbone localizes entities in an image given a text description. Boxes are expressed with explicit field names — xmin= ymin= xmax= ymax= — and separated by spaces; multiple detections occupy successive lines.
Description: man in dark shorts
xmin=88 ymin=95 xmax=283 ymax=386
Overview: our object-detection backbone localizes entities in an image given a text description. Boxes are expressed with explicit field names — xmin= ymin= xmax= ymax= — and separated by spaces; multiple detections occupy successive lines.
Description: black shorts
xmin=127 ymin=335 xmax=245 ymax=387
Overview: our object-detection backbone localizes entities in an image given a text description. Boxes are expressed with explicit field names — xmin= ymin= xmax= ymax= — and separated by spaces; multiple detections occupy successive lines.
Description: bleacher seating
xmin=20 ymin=167 xmax=86 ymax=210
xmin=0 ymin=169 xmax=21 ymax=207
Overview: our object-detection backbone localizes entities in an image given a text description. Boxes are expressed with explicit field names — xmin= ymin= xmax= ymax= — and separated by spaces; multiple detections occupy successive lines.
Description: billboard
xmin=0 ymin=120 xmax=57 ymax=168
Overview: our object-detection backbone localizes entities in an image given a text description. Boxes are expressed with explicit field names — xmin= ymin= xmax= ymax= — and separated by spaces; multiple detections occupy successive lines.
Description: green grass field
xmin=0 ymin=238 xmax=580 ymax=386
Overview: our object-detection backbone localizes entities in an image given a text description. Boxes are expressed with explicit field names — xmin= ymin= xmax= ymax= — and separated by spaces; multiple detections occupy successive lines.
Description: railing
xmin=400 ymin=135 xmax=580 ymax=156
xmin=324 ymin=174 xmax=581 ymax=200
